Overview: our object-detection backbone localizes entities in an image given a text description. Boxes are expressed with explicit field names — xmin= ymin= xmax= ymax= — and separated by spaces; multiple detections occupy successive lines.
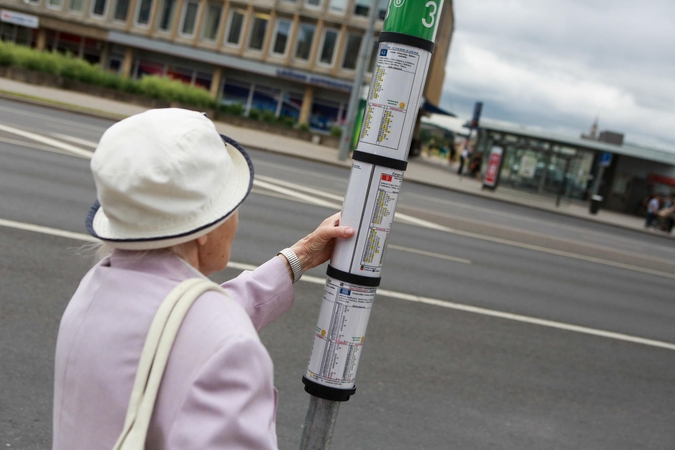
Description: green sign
xmin=383 ymin=0 xmax=443 ymax=42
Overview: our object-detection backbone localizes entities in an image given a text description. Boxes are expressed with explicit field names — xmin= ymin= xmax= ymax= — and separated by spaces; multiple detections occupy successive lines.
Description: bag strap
xmin=113 ymin=278 xmax=228 ymax=450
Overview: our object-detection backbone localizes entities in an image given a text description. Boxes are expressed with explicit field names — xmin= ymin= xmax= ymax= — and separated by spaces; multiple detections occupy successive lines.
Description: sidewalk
xmin=0 ymin=76 xmax=669 ymax=238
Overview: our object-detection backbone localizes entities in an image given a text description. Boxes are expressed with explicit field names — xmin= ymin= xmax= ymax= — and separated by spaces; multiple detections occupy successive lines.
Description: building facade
xmin=0 ymin=0 xmax=453 ymax=132
xmin=473 ymin=121 xmax=675 ymax=215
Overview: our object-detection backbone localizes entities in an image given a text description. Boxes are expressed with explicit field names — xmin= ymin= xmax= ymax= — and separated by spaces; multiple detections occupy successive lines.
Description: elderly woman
xmin=52 ymin=109 xmax=353 ymax=449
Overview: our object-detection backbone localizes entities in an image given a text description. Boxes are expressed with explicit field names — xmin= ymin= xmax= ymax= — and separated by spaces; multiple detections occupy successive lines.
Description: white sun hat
xmin=85 ymin=108 xmax=254 ymax=250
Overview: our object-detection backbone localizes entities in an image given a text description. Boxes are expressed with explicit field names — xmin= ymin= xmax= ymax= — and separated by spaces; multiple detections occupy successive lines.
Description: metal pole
xmin=300 ymin=0 xmax=443 ymax=448
xmin=299 ymin=397 xmax=340 ymax=450
xmin=337 ymin=0 xmax=379 ymax=161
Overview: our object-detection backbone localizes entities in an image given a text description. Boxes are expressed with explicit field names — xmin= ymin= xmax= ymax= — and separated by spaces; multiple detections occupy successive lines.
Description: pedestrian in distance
xmin=457 ymin=144 xmax=470 ymax=175
xmin=52 ymin=108 xmax=355 ymax=449
xmin=644 ymin=194 xmax=660 ymax=229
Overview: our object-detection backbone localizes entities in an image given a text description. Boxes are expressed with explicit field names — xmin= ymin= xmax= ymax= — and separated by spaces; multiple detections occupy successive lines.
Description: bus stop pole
xmin=299 ymin=1 xmax=443 ymax=448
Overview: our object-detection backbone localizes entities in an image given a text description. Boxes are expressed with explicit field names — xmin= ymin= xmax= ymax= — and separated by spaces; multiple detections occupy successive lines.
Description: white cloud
xmin=440 ymin=0 xmax=675 ymax=150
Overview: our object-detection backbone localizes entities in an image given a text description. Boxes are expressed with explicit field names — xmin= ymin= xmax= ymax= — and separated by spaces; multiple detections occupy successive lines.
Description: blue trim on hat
xmin=85 ymin=134 xmax=255 ymax=243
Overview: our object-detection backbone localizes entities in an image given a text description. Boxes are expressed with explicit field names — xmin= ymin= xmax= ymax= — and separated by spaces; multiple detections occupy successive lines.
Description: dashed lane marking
xmin=1 ymin=217 xmax=674 ymax=352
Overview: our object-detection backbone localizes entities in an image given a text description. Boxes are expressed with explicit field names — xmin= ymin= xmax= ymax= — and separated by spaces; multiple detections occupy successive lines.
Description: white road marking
xmin=0 ymin=218 xmax=98 ymax=242
xmin=387 ymin=244 xmax=471 ymax=264
xmin=253 ymin=179 xmax=341 ymax=209
xmin=0 ymin=123 xmax=93 ymax=159
xmin=0 ymin=103 xmax=106 ymax=132
xmin=1 ymin=217 xmax=673 ymax=351
xmin=4 ymin=127 xmax=673 ymax=279
xmin=50 ymin=133 xmax=98 ymax=148
xmin=256 ymin=175 xmax=345 ymax=202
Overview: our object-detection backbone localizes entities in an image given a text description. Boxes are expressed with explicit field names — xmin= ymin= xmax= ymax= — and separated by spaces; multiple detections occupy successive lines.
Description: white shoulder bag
xmin=113 ymin=278 xmax=228 ymax=450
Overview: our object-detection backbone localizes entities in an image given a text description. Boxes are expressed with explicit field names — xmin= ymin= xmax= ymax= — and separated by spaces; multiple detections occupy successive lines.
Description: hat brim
xmin=85 ymin=135 xmax=254 ymax=250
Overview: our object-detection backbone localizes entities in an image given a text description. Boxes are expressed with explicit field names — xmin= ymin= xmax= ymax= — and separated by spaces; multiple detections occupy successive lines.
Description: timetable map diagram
xmin=306 ymin=277 xmax=376 ymax=388
xmin=359 ymin=45 xmax=420 ymax=150
xmin=359 ymin=171 xmax=403 ymax=273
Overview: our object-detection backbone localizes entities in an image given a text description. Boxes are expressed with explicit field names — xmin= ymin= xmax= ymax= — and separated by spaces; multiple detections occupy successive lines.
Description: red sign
xmin=381 ymin=174 xmax=393 ymax=182
xmin=483 ymin=146 xmax=503 ymax=188
xmin=647 ymin=174 xmax=675 ymax=187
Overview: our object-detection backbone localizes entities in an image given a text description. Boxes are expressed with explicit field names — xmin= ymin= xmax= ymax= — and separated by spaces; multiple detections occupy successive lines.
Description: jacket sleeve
xmin=221 ymin=257 xmax=294 ymax=331
xmin=166 ymin=335 xmax=279 ymax=450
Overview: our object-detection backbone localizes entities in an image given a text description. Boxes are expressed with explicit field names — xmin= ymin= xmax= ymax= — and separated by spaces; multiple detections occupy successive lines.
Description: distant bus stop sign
xmin=470 ymin=101 xmax=483 ymax=128
xmin=483 ymin=146 xmax=503 ymax=189
xmin=599 ymin=152 xmax=613 ymax=168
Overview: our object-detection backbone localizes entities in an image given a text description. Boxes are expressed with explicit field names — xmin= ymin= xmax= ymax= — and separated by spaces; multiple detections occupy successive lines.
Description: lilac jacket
xmin=53 ymin=250 xmax=294 ymax=449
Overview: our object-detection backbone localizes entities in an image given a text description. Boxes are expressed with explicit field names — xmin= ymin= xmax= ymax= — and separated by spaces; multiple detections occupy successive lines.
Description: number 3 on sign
xmin=422 ymin=1 xmax=437 ymax=28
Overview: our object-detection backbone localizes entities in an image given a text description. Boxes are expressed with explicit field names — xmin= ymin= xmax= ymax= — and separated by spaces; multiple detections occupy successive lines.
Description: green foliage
xmin=261 ymin=109 xmax=277 ymax=124
xmin=277 ymin=115 xmax=296 ymax=128
xmin=247 ymin=108 xmax=261 ymax=120
xmin=330 ymin=125 xmax=343 ymax=138
xmin=226 ymin=102 xmax=244 ymax=116
xmin=0 ymin=41 xmax=217 ymax=109
xmin=298 ymin=122 xmax=310 ymax=132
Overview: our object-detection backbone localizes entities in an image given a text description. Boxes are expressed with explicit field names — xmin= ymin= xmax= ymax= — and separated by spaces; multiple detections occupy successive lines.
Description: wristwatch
xmin=278 ymin=248 xmax=303 ymax=283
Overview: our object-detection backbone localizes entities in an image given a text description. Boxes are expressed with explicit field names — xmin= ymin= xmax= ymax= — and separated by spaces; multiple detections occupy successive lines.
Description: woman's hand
xmin=284 ymin=212 xmax=354 ymax=275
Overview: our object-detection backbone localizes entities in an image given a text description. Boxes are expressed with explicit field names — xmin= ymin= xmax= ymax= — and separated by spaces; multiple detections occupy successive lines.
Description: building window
xmin=69 ymin=0 xmax=85 ymax=13
xmin=202 ymin=3 xmax=222 ymax=41
xmin=251 ymin=85 xmax=281 ymax=113
xmin=310 ymin=99 xmax=340 ymax=131
xmin=271 ymin=19 xmax=291 ymax=56
xmin=377 ymin=0 xmax=388 ymax=19
xmin=157 ymin=0 xmax=176 ymax=31
xmin=341 ymin=33 xmax=361 ymax=70
xmin=305 ymin=0 xmax=321 ymax=9
xmin=281 ymin=91 xmax=303 ymax=120
xmin=222 ymin=79 xmax=251 ymax=107
xmin=248 ymin=13 xmax=269 ymax=51
xmin=225 ymin=9 xmax=245 ymax=46
xmin=47 ymin=0 xmax=63 ymax=9
xmin=180 ymin=0 xmax=200 ymax=36
xmin=318 ymin=29 xmax=338 ymax=66
xmin=114 ymin=0 xmax=129 ymax=21
xmin=91 ymin=0 xmax=108 ymax=17
xmin=353 ymin=0 xmax=369 ymax=16
xmin=135 ymin=0 xmax=153 ymax=26
xmin=294 ymin=23 xmax=315 ymax=61
xmin=328 ymin=0 xmax=347 ymax=14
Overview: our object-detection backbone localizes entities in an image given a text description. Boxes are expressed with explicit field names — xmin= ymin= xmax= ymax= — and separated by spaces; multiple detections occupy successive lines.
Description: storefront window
xmin=248 ymin=13 xmax=269 ymax=50
xmin=271 ymin=19 xmax=291 ymax=55
xmin=181 ymin=0 xmax=200 ymax=36
xmin=294 ymin=23 xmax=315 ymax=61
xmin=225 ymin=9 xmax=245 ymax=46
xmin=135 ymin=59 xmax=165 ymax=78
xmin=341 ymin=33 xmax=361 ymax=70
xmin=318 ymin=29 xmax=338 ymax=66
xmin=251 ymin=85 xmax=281 ymax=113
xmin=157 ymin=0 xmax=176 ymax=31
xmin=222 ymin=79 xmax=251 ymax=106
xmin=202 ymin=3 xmax=222 ymax=41
xmin=310 ymin=99 xmax=340 ymax=131
xmin=280 ymin=92 xmax=303 ymax=120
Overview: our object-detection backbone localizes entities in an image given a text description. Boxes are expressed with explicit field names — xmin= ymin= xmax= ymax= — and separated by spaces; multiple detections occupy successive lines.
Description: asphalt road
xmin=1 ymin=100 xmax=674 ymax=449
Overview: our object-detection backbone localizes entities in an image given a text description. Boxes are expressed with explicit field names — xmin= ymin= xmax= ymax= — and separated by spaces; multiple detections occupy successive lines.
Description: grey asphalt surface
xmin=1 ymin=101 xmax=675 ymax=449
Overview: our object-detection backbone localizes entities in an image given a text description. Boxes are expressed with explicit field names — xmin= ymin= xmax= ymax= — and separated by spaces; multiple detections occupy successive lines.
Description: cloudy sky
xmin=432 ymin=0 xmax=675 ymax=150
